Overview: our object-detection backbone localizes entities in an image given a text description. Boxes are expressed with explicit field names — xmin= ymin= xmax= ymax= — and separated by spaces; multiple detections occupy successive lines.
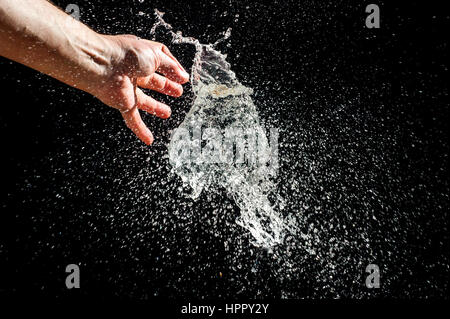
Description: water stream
xmin=151 ymin=10 xmax=285 ymax=247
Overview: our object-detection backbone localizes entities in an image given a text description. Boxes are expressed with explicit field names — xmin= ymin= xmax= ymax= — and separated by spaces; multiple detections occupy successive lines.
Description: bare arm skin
xmin=0 ymin=0 xmax=189 ymax=145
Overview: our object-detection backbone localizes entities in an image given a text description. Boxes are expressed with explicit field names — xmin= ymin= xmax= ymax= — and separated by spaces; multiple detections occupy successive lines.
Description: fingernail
xmin=157 ymin=105 xmax=171 ymax=119
xmin=176 ymin=60 xmax=186 ymax=72
xmin=163 ymin=106 xmax=172 ymax=118
xmin=146 ymin=129 xmax=154 ymax=145
xmin=175 ymin=83 xmax=183 ymax=96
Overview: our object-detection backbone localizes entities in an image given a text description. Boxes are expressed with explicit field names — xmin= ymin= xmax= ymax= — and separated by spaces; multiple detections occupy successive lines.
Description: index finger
xmin=157 ymin=51 xmax=189 ymax=84
xmin=162 ymin=45 xmax=187 ymax=74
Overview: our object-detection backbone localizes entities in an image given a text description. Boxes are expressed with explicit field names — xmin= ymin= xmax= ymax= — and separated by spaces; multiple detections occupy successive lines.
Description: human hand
xmin=91 ymin=35 xmax=189 ymax=145
xmin=0 ymin=1 xmax=189 ymax=145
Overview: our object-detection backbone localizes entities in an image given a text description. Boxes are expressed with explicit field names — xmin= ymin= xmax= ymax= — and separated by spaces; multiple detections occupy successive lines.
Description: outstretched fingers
xmin=120 ymin=89 xmax=171 ymax=145
xmin=135 ymin=88 xmax=171 ymax=119
xmin=137 ymin=73 xmax=183 ymax=97
xmin=162 ymin=45 xmax=188 ymax=74
xmin=156 ymin=49 xmax=189 ymax=84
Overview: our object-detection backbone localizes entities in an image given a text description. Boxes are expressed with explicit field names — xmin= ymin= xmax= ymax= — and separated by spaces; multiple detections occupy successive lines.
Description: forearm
xmin=0 ymin=0 xmax=116 ymax=93
xmin=0 ymin=0 xmax=189 ymax=145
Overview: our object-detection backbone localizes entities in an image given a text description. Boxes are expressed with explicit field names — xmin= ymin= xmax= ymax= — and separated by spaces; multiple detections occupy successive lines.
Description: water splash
xmin=151 ymin=10 xmax=285 ymax=247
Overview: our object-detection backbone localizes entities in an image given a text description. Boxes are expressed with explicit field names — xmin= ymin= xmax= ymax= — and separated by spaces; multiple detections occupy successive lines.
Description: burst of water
xmin=151 ymin=10 xmax=285 ymax=247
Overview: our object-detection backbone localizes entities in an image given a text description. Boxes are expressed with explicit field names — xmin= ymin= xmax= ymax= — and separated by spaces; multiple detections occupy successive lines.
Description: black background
xmin=0 ymin=0 xmax=448 ymax=305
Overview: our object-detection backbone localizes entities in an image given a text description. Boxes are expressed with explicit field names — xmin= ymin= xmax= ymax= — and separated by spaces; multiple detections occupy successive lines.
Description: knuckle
xmin=123 ymin=34 xmax=139 ymax=41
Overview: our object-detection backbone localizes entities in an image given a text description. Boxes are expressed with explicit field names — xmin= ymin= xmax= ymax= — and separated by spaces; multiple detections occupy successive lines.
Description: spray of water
xmin=150 ymin=10 xmax=285 ymax=247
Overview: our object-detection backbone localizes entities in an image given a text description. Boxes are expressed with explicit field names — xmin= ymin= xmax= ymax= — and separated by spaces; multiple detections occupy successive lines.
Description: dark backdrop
xmin=0 ymin=0 xmax=448 ymax=302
